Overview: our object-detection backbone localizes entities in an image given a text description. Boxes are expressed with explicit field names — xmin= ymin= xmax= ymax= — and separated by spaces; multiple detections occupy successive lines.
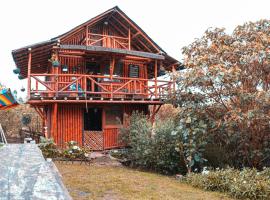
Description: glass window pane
xmin=105 ymin=106 xmax=123 ymax=125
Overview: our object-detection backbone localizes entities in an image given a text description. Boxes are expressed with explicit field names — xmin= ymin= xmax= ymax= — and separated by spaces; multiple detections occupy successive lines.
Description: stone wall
xmin=0 ymin=104 xmax=42 ymax=141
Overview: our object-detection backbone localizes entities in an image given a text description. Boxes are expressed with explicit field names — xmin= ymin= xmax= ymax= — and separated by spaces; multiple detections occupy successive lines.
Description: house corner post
xmin=27 ymin=48 xmax=32 ymax=99
xmin=154 ymin=60 xmax=158 ymax=98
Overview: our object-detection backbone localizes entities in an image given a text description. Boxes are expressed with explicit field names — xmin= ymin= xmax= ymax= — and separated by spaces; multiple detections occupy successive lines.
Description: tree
xmin=176 ymin=20 xmax=270 ymax=169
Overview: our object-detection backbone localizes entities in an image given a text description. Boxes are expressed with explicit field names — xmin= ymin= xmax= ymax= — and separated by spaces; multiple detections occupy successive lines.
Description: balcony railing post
xmin=154 ymin=60 xmax=158 ymax=98
xmin=27 ymin=48 xmax=32 ymax=99
xmin=86 ymin=26 xmax=89 ymax=45
xmin=36 ymin=80 xmax=38 ymax=93
xmin=172 ymin=65 xmax=176 ymax=94
xmin=128 ymin=27 xmax=131 ymax=50
xmin=110 ymin=83 xmax=113 ymax=99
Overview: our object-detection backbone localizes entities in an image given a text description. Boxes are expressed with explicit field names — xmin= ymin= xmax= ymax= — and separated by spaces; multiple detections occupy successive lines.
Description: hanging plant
xmin=21 ymin=87 xmax=25 ymax=92
xmin=48 ymin=52 xmax=60 ymax=67
xmin=18 ymin=75 xmax=24 ymax=80
xmin=13 ymin=68 xmax=20 ymax=74
xmin=52 ymin=60 xmax=60 ymax=67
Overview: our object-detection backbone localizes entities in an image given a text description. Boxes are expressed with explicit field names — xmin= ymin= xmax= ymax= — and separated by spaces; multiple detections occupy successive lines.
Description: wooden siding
xmin=53 ymin=104 xmax=83 ymax=147
xmin=47 ymin=103 xmax=149 ymax=149
xmin=104 ymin=128 xmax=121 ymax=149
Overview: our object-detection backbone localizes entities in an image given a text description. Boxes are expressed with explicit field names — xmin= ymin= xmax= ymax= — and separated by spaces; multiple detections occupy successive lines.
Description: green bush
xmin=120 ymin=112 xmax=187 ymax=175
xmin=39 ymin=138 xmax=89 ymax=160
xmin=38 ymin=137 xmax=60 ymax=158
xmin=62 ymin=141 xmax=89 ymax=160
xmin=184 ymin=168 xmax=270 ymax=200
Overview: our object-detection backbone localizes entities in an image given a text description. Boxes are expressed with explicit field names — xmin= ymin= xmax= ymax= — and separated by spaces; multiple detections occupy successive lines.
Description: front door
xmin=83 ymin=108 xmax=103 ymax=150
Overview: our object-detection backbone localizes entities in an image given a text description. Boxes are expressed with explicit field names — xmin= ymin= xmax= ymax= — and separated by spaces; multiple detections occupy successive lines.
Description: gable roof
xmin=52 ymin=6 xmax=166 ymax=54
xmin=12 ymin=6 xmax=181 ymax=78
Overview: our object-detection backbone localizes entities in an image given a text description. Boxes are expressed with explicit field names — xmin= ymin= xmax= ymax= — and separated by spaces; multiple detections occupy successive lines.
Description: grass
xmin=56 ymin=163 xmax=233 ymax=200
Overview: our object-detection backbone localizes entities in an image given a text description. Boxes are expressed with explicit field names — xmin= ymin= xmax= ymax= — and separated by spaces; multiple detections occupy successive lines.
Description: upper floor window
xmin=129 ymin=64 xmax=140 ymax=78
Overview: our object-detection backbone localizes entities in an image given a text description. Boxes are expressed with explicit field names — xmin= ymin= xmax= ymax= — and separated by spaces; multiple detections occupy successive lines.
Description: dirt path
xmin=56 ymin=162 xmax=233 ymax=200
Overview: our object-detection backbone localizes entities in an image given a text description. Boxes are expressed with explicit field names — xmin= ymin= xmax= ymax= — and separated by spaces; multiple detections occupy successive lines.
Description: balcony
xmin=28 ymin=74 xmax=174 ymax=104
xmin=85 ymin=33 xmax=130 ymax=49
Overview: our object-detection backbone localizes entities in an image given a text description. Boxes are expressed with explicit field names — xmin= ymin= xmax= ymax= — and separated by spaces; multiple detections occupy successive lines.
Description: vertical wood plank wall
xmin=50 ymin=104 xmax=83 ymax=147
xmin=47 ymin=103 xmax=149 ymax=149
xmin=103 ymin=104 xmax=149 ymax=149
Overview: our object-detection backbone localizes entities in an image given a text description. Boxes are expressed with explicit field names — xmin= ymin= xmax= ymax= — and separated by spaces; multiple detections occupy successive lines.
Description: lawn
xmin=56 ymin=163 xmax=233 ymax=200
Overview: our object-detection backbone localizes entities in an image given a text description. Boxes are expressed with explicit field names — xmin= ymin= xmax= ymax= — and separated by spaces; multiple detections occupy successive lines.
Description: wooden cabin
xmin=12 ymin=6 xmax=181 ymax=150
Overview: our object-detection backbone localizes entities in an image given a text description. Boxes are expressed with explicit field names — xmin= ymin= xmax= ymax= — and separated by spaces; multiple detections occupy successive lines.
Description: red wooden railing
xmin=29 ymin=74 xmax=174 ymax=101
xmin=85 ymin=33 xmax=129 ymax=49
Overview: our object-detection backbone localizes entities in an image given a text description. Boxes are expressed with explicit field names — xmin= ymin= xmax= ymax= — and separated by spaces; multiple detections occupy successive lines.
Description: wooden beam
xmin=150 ymin=104 xmax=162 ymax=125
xmin=28 ymin=99 xmax=164 ymax=105
xmin=27 ymin=48 xmax=32 ymax=99
xmin=112 ymin=15 xmax=129 ymax=32
xmin=128 ymin=27 xmax=131 ymax=50
xmin=51 ymin=103 xmax=58 ymax=142
xmin=154 ymin=60 xmax=158 ymax=98
xmin=114 ymin=11 xmax=160 ymax=53
xmin=172 ymin=65 xmax=176 ymax=93
xmin=110 ymin=56 xmax=115 ymax=80
xmin=132 ymin=32 xmax=140 ymax=39
xmin=134 ymin=39 xmax=152 ymax=52
xmin=110 ymin=21 xmax=127 ymax=37
xmin=151 ymin=105 xmax=157 ymax=125
xmin=86 ymin=25 xmax=89 ymax=45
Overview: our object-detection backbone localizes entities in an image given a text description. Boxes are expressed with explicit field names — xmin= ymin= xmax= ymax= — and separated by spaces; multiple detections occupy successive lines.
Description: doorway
xmin=83 ymin=108 xmax=103 ymax=150
xmin=84 ymin=108 xmax=102 ymax=131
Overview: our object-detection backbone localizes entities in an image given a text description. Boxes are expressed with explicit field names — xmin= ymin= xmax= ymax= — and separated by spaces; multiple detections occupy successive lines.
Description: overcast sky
xmin=1 ymin=0 xmax=270 ymax=98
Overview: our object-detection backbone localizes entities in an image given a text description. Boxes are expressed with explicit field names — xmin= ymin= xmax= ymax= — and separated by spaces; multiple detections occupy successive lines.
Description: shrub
xmin=120 ymin=112 xmax=187 ymax=175
xmin=62 ymin=141 xmax=89 ymax=160
xmin=38 ymin=137 xmax=60 ymax=158
xmin=183 ymin=168 xmax=270 ymax=199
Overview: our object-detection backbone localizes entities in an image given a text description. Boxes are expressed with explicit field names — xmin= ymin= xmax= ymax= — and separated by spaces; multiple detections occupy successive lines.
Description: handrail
xmin=89 ymin=33 xmax=128 ymax=40
xmin=29 ymin=73 xmax=174 ymax=100
xmin=31 ymin=74 xmax=173 ymax=83
xmin=87 ymin=33 xmax=129 ymax=49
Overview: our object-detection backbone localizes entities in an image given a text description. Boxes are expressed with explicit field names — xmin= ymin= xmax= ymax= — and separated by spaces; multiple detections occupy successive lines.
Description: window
xmin=105 ymin=106 xmax=123 ymax=125
xmin=129 ymin=64 xmax=140 ymax=78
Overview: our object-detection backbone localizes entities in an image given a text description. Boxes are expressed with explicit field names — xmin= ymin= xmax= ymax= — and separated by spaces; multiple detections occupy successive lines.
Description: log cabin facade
xmin=12 ymin=6 xmax=181 ymax=150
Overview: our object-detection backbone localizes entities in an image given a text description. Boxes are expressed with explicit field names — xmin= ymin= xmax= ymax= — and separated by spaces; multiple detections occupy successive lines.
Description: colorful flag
xmin=0 ymin=88 xmax=18 ymax=110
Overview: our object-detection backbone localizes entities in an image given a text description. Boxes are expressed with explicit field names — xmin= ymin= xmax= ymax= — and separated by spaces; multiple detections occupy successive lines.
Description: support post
xmin=154 ymin=60 xmax=158 ymax=98
xmin=110 ymin=56 xmax=115 ymax=80
xmin=128 ymin=27 xmax=131 ymax=50
xmin=27 ymin=48 xmax=32 ymax=99
xmin=151 ymin=105 xmax=157 ymax=125
xmin=51 ymin=103 xmax=58 ymax=143
xmin=86 ymin=25 xmax=89 ymax=45
xmin=150 ymin=105 xmax=162 ymax=125
xmin=55 ymin=49 xmax=59 ymax=97
xmin=172 ymin=65 xmax=176 ymax=93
